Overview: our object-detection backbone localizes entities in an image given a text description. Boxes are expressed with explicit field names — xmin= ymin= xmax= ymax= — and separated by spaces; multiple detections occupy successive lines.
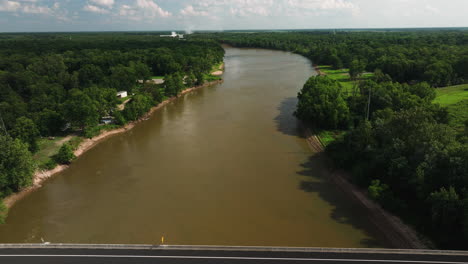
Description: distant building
xmin=117 ymin=91 xmax=128 ymax=98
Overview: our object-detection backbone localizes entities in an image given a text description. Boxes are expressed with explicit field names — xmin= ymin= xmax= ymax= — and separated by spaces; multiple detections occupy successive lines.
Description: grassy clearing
xmin=434 ymin=84 xmax=468 ymax=132
xmin=446 ymin=100 xmax=468 ymax=132
xmin=317 ymin=130 xmax=346 ymax=147
xmin=434 ymin=84 xmax=468 ymax=106
xmin=318 ymin=65 xmax=374 ymax=95
xmin=204 ymin=73 xmax=222 ymax=81
xmin=117 ymin=96 xmax=131 ymax=104
xmin=33 ymin=137 xmax=67 ymax=165
xmin=34 ymin=136 xmax=79 ymax=169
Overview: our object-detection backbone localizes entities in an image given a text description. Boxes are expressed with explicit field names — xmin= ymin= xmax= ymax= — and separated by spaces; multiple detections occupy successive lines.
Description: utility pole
xmin=0 ymin=110 xmax=8 ymax=136
xmin=366 ymin=87 xmax=371 ymax=121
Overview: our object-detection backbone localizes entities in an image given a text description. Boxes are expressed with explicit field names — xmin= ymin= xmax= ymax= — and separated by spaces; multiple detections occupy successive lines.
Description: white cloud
xmin=117 ymin=0 xmax=171 ymax=21
xmin=21 ymin=4 xmax=52 ymax=14
xmin=0 ymin=0 xmax=51 ymax=15
xmin=178 ymin=0 xmax=357 ymax=18
xmin=0 ymin=1 xmax=21 ymax=12
xmin=180 ymin=5 xmax=209 ymax=17
xmin=287 ymin=0 xmax=355 ymax=10
xmin=135 ymin=0 xmax=171 ymax=17
xmin=90 ymin=0 xmax=114 ymax=8
xmin=83 ymin=4 xmax=109 ymax=14
xmin=0 ymin=0 xmax=70 ymax=21
xmin=424 ymin=5 xmax=439 ymax=14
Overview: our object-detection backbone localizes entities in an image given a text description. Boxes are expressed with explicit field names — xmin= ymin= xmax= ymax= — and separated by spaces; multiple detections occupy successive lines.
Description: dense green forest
xmin=212 ymin=31 xmax=468 ymax=86
xmin=208 ymin=31 xmax=468 ymax=249
xmin=0 ymin=33 xmax=224 ymax=221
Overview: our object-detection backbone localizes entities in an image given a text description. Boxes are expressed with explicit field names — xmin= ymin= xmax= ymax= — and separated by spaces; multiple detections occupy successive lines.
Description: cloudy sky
xmin=0 ymin=0 xmax=467 ymax=32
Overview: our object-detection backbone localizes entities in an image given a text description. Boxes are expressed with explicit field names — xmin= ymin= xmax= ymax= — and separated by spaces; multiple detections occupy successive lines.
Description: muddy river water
xmin=0 ymin=47 xmax=389 ymax=247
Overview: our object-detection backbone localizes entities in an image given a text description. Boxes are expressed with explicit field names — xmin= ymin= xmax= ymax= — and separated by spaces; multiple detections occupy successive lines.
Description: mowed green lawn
xmin=434 ymin=84 xmax=468 ymax=131
xmin=33 ymin=135 xmax=81 ymax=169
xmin=434 ymin=84 xmax=468 ymax=106
xmin=33 ymin=137 xmax=67 ymax=165
xmin=319 ymin=65 xmax=374 ymax=95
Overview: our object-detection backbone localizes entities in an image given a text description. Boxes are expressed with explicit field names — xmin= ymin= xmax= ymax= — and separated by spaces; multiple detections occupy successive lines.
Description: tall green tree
xmin=63 ymin=89 xmax=99 ymax=129
xmin=0 ymin=135 xmax=35 ymax=196
xmin=295 ymin=76 xmax=350 ymax=129
xmin=10 ymin=117 xmax=39 ymax=153
xmin=349 ymin=59 xmax=366 ymax=80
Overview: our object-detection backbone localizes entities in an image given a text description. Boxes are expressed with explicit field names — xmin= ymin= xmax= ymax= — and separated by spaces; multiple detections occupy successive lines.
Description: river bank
xmin=3 ymin=79 xmax=223 ymax=209
xmin=303 ymin=128 xmax=428 ymax=249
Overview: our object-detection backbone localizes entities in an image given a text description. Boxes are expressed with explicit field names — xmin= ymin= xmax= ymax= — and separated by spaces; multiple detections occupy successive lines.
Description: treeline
xmin=0 ymin=33 xmax=224 ymax=218
xmin=209 ymin=31 xmax=468 ymax=87
xmin=323 ymin=77 xmax=468 ymax=249
xmin=211 ymin=31 xmax=468 ymax=249
xmin=296 ymin=76 xmax=468 ymax=248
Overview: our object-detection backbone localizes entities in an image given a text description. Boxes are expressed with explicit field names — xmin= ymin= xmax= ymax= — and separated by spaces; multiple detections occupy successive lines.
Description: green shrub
xmin=42 ymin=159 xmax=58 ymax=170
xmin=113 ymin=111 xmax=127 ymax=126
xmin=68 ymin=137 xmax=83 ymax=150
xmin=54 ymin=143 xmax=76 ymax=165
xmin=84 ymin=126 xmax=102 ymax=138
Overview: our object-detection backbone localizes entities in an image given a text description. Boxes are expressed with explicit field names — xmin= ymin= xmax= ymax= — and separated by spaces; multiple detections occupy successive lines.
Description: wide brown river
xmin=0 ymin=47 xmax=389 ymax=247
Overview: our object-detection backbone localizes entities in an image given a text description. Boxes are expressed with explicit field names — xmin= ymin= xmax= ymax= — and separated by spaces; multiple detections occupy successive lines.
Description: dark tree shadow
xmin=274 ymin=97 xmax=306 ymax=138
xmin=275 ymin=96 xmax=391 ymax=247
xmin=297 ymin=152 xmax=392 ymax=248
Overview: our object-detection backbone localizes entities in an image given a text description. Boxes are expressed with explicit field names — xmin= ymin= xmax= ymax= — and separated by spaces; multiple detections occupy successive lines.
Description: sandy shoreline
xmin=304 ymin=128 xmax=428 ymax=249
xmin=211 ymin=63 xmax=225 ymax=76
xmin=4 ymin=79 xmax=223 ymax=209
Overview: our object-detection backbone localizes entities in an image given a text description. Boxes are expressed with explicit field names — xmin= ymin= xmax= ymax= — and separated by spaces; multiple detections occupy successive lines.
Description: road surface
xmin=0 ymin=245 xmax=467 ymax=264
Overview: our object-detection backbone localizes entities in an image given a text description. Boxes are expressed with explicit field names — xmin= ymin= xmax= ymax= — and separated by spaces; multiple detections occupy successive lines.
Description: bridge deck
xmin=0 ymin=244 xmax=467 ymax=264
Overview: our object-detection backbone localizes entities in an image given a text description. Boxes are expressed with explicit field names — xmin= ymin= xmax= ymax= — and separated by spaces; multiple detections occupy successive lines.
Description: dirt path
xmin=305 ymin=128 xmax=428 ymax=249
xmin=3 ymin=80 xmax=224 ymax=209
xmin=55 ymin=135 xmax=73 ymax=146
xmin=117 ymin=98 xmax=131 ymax=111
xmin=313 ymin=64 xmax=326 ymax=76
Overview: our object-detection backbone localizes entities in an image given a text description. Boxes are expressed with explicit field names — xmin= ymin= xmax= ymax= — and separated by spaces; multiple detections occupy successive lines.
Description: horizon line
xmin=1 ymin=26 xmax=468 ymax=34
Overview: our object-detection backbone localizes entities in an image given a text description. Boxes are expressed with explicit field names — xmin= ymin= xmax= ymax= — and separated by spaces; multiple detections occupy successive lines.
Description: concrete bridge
xmin=0 ymin=244 xmax=467 ymax=263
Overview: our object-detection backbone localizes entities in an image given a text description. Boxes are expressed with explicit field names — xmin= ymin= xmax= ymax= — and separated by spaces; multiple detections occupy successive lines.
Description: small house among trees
xmin=117 ymin=91 xmax=128 ymax=98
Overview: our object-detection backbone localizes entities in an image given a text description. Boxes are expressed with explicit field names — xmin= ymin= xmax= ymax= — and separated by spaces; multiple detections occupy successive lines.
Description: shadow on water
xmin=275 ymin=96 xmax=389 ymax=247
xmin=297 ymin=152 xmax=390 ymax=248
xmin=274 ymin=97 xmax=306 ymax=138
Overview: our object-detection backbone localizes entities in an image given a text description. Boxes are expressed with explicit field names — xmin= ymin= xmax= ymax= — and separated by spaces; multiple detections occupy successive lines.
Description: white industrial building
xmin=160 ymin=31 xmax=184 ymax=39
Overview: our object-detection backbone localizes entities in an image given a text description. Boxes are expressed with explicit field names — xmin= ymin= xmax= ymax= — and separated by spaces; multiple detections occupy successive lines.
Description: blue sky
xmin=0 ymin=0 xmax=467 ymax=32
